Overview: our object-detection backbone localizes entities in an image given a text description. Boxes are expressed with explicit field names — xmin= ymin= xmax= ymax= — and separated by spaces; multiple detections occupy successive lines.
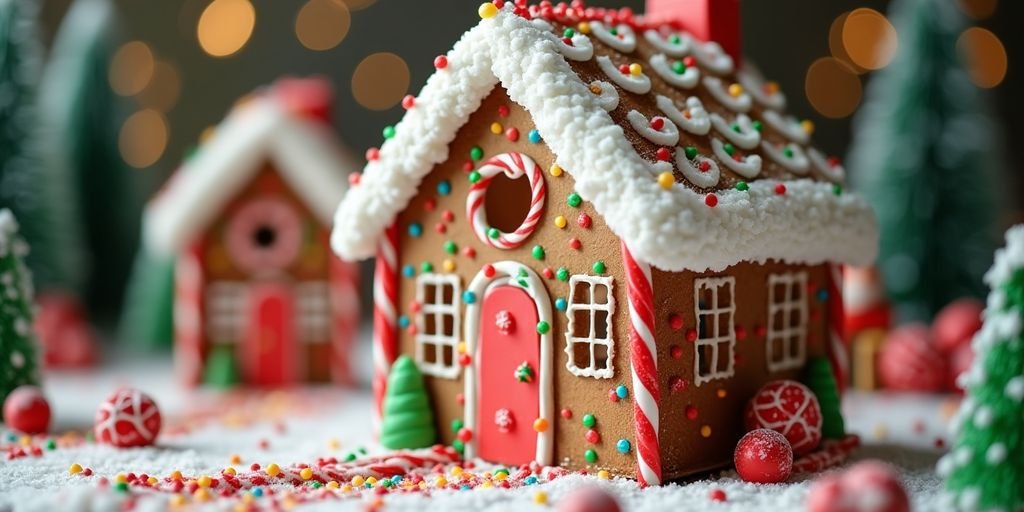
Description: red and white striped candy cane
xmin=621 ymin=241 xmax=662 ymax=486
xmin=372 ymin=224 xmax=400 ymax=434
xmin=467 ymin=152 xmax=546 ymax=249
xmin=826 ymin=263 xmax=848 ymax=394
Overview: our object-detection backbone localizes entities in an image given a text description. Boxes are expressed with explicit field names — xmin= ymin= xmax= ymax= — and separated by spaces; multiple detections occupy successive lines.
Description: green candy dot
xmin=731 ymin=123 xmax=741 ymax=133
xmin=470 ymin=146 xmax=484 ymax=161
xmin=752 ymin=120 xmax=763 ymax=132
xmin=735 ymin=181 xmax=749 ymax=191
xmin=537 ymin=321 xmax=551 ymax=334
xmin=723 ymin=143 xmax=736 ymax=156
xmin=444 ymin=241 xmax=457 ymax=254
xmin=452 ymin=419 xmax=464 ymax=433
xmin=684 ymin=146 xmax=698 ymax=160
xmin=421 ymin=261 xmax=434 ymax=273
xmin=582 ymin=413 xmax=596 ymax=428
xmin=783 ymin=147 xmax=795 ymax=158
xmin=672 ymin=60 xmax=686 ymax=74
xmin=312 ymin=481 xmax=323 ymax=488
xmin=453 ymin=439 xmax=465 ymax=453
xmin=833 ymin=184 xmax=843 ymax=196
xmin=669 ymin=34 xmax=681 ymax=44
xmin=563 ymin=28 xmax=575 ymax=38
xmin=488 ymin=227 xmax=500 ymax=239
xmin=609 ymin=27 xmax=618 ymax=36
xmin=468 ymin=171 xmax=481 ymax=184
xmin=567 ymin=192 xmax=582 ymax=208
xmin=383 ymin=125 xmax=396 ymax=139
xmin=114 ymin=481 xmax=129 ymax=493
xmin=45 ymin=439 xmax=56 ymax=450
xmin=344 ymin=452 xmax=357 ymax=462
xmin=592 ymin=260 xmax=606 ymax=274
xmin=532 ymin=245 xmax=546 ymax=260
xmin=584 ymin=449 xmax=598 ymax=463
xmin=556 ymin=267 xmax=569 ymax=281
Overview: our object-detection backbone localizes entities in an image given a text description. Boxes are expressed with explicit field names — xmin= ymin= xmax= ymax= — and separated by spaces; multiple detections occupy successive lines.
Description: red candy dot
xmin=434 ymin=55 xmax=448 ymax=69
xmin=542 ymin=267 xmax=555 ymax=279
xmin=775 ymin=183 xmax=787 ymax=195
xmin=348 ymin=173 xmax=361 ymax=186
xmin=365 ymin=147 xmax=380 ymax=161
xmin=704 ymin=194 xmax=718 ymax=207
xmin=735 ymin=325 xmax=747 ymax=341
xmin=483 ymin=264 xmax=496 ymax=278
xmin=669 ymin=345 xmax=683 ymax=360
xmin=401 ymin=95 xmax=415 ymax=110
xmin=463 ymin=247 xmax=476 ymax=258
xmin=709 ymin=489 xmax=727 ymax=502
xmin=463 ymin=161 xmax=474 ymax=172
xmin=458 ymin=353 xmax=472 ymax=367
xmin=435 ymin=223 xmax=446 ymax=234
xmin=457 ymin=428 xmax=473 ymax=442
xmin=685 ymin=329 xmax=698 ymax=342
xmin=577 ymin=213 xmax=592 ymax=229
xmin=684 ymin=56 xmax=697 ymax=67
xmin=442 ymin=210 xmax=455 ymax=222
xmin=569 ymin=238 xmax=582 ymax=250
xmin=685 ymin=404 xmax=699 ymax=420
xmin=668 ymin=314 xmax=683 ymax=331
xmin=650 ymin=117 xmax=665 ymax=130
xmin=505 ymin=127 xmax=520 ymax=142
xmin=424 ymin=198 xmax=436 ymax=211
xmin=456 ymin=393 xmax=465 ymax=405
xmin=561 ymin=408 xmax=573 ymax=419
xmin=655 ymin=147 xmax=671 ymax=161
xmin=608 ymin=389 xmax=619 ymax=402
xmin=669 ymin=376 xmax=688 ymax=393
xmin=755 ymin=325 xmax=767 ymax=337
xmin=498 ymin=105 xmax=510 ymax=118
xmin=584 ymin=429 xmax=601 ymax=444
xmin=618 ymin=64 xmax=630 ymax=75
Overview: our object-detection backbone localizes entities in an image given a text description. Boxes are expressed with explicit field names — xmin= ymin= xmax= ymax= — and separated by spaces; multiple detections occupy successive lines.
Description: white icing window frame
xmin=564 ymin=275 xmax=615 ymax=379
xmin=414 ymin=273 xmax=462 ymax=379
xmin=205 ymin=282 xmax=246 ymax=344
xmin=296 ymin=281 xmax=330 ymax=344
xmin=766 ymin=271 xmax=809 ymax=373
xmin=694 ymin=276 xmax=736 ymax=386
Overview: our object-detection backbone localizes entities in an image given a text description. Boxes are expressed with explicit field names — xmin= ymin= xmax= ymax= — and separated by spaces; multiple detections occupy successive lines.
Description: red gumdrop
xmin=734 ymin=429 xmax=793 ymax=484
xmin=557 ymin=486 xmax=620 ymax=512
xmin=3 ymin=386 xmax=51 ymax=435
xmin=806 ymin=461 xmax=909 ymax=512
xmin=878 ymin=324 xmax=946 ymax=392
xmin=931 ymin=298 xmax=983 ymax=355
xmin=948 ymin=343 xmax=974 ymax=393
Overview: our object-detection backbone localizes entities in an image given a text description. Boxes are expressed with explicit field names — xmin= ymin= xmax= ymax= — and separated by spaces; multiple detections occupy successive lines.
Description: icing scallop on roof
xmin=330 ymin=4 xmax=878 ymax=272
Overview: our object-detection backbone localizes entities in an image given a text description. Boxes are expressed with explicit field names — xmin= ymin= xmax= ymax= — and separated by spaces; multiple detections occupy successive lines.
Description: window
xmin=415 ymin=273 xmax=461 ymax=378
xmin=565 ymin=275 xmax=615 ymax=379
xmin=694 ymin=277 xmax=736 ymax=386
xmin=206 ymin=282 xmax=245 ymax=344
xmin=296 ymin=281 xmax=330 ymax=344
xmin=766 ymin=271 xmax=808 ymax=372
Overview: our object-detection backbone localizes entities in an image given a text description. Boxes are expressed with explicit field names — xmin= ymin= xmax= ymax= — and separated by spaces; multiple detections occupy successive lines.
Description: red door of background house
xmin=478 ymin=285 xmax=541 ymax=465
xmin=244 ymin=283 xmax=297 ymax=386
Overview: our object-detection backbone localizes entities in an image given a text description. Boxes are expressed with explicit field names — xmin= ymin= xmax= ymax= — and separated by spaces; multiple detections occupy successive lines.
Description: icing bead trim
xmin=656 ymin=95 xmax=710 ymax=136
xmin=763 ymin=110 xmax=810 ymax=145
xmin=589 ymin=80 xmax=619 ymax=111
xmin=712 ymin=138 xmax=762 ymax=179
xmin=761 ymin=141 xmax=810 ymax=175
xmin=710 ymin=113 xmax=760 ymax=150
xmin=738 ymin=68 xmax=786 ymax=111
xmin=627 ymin=110 xmax=680 ymax=147
xmin=649 ymin=53 xmax=700 ymax=90
xmin=547 ymin=32 xmax=594 ymax=62
xmin=644 ymin=29 xmax=691 ymax=58
xmin=589 ymin=21 xmax=637 ymax=53
xmin=692 ymin=41 xmax=734 ymax=75
xmin=676 ymin=149 xmax=722 ymax=188
xmin=703 ymin=76 xmax=752 ymax=113
xmin=467 ymin=152 xmax=547 ymax=249
xmin=808 ymin=148 xmax=846 ymax=183
xmin=597 ymin=55 xmax=651 ymax=95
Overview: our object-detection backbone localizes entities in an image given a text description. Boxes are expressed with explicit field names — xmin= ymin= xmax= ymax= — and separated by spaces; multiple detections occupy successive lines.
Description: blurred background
xmin=1 ymin=0 xmax=1021 ymax=366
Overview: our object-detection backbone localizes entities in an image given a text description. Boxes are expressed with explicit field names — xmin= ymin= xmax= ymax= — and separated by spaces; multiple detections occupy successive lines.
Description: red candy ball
xmin=878 ymin=324 xmax=946 ymax=392
xmin=745 ymin=380 xmax=822 ymax=455
xmin=734 ymin=429 xmax=793 ymax=483
xmin=3 ymin=386 xmax=51 ymax=435
xmin=94 ymin=388 xmax=162 ymax=448
xmin=557 ymin=486 xmax=621 ymax=512
xmin=948 ymin=344 xmax=974 ymax=393
xmin=932 ymin=298 xmax=983 ymax=355
xmin=806 ymin=461 xmax=909 ymax=512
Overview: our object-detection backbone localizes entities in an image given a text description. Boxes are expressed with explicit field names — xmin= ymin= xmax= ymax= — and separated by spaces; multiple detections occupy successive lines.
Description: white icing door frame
xmin=462 ymin=261 xmax=554 ymax=465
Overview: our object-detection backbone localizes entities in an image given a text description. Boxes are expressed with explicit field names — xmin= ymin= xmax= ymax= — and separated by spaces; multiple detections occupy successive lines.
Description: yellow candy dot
xmin=352 ymin=476 xmax=365 ymax=486
xmin=716 ymin=388 xmax=727 ymax=398
xmin=328 ymin=438 xmax=341 ymax=450
xmin=765 ymin=81 xmax=780 ymax=94
xmin=19 ymin=436 xmax=30 ymax=446
xmin=478 ymin=2 xmax=498 ymax=18
xmin=578 ymin=21 xmax=591 ymax=34
xmin=300 ymin=468 xmax=314 ymax=480
xmin=443 ymin=259 xmax=456 ymax=272
xmin=230 ymin=454 xmax=242 ymax=464
xmin=170 ymin=495 xmax=187 ymax=507
xmin=495 ymin=472 xmax=508 ymax=481
xmin=533 ymin=418 xmax=549 ymax=432
xmin=657 ymin=171 xmax=675 ymax=190
xmin=198 ymin=475 xmax=212 ymax=488
xmin=482 ymin=481 xmax=494 ymax=489
xmin=801 ymin=119 xmax=816 ymax=135
xmin=629 ymin=63 xmax=643 ymax=76
xmin=266 ymin=463 xmax=281 ymax=477
xmin=115 ymin=473 xmax=128 ymax=483
xmin=224 ymin=467 xmax=236 ymax=476
xmin=457 ymin=341 xmax=467 ymax=354
xmin=534 ymin=491 xmax=548 ymax=504
xmin=327 ymin=480 xmax=340 ymax=489
xmin=170 ymin=470 xmax=183 ymax=481
xmin=195 ymin=488 xmax=210 ymax=500
xmin=598 ymin=470 xmax=611 ymax=480
xmin=366 ymin=476 xmax=378 ymax=485
xmin=148 ymin=476 xmax=159 ymax=485
xmin=873 ymin=424 xmax=889 ymax=440
xmin=343 ymin=484 xmax=355 ymax=492
xmin=418 ymin=481 xmax=428 ymax=490
xmin=700 ymin=425 xmax=712 ymax=438
xmin=728 ymin=83 xmax=744 ymax=97
xmin=451 ymin=466 xmax=463 ymax=476
xmin=554 ymin=215 xmax=567 ymax=229
xmin=549 ymin=164 xmax=563 ymax=177
xmin=491 ymin=122 xmax=503 ymax=134
xmin=69 ymin=463 xmax=83 ymax=475
xmin=435 ymin=476 xmax=448 ymax=487
xmin=589 ymin=83 xmax=603 ymax=95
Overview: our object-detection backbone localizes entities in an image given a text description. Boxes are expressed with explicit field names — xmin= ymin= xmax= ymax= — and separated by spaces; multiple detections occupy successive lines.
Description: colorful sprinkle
xmin=462 ymin=291 xmax=476 ymax=304
xmin=478 ymin=2 xmax=498 ymax=19
xmin=533 ymin=418 xmax=549 ymax=432
xmin=554 ymin=215 xmax=567 ymax=229
xmin=556 ymin=267 xmax=569 ymax=281
xmin=536 ymin=321 xmax=551 ymax=334
xmin=585 ymin=429 xmax=600 ymax=444
xmin=421 ymin=261 xmax=434 ymax=273
xmin=616 ymin=439 xmax=631 ymax=454
xmin=442 ymin=259 xmax=456 ymax=272
xmin=549 ymin=164 xmax=563 ymax=177
xmin=528 ymin=129 xmax=542 ymax=144
xmin=584 ymin=449 xmax=598 ymax=463
xmin=505 ymin=127 xmax=520 ymax=142
xmin=401 ymin=95 xmax=415 ymax=110
xmin=487 ymin=227 xmax=500 ymax=239
xmin=434 ymin=55 xmax=448 ymax=69
xmin=582 ymin=413 xmax=596 ymax=428
xmin=592 ymin=260 xmax=606 ymax=274
xmin=555 ymin=297 xmax=567 ymax=311
xmin=444 ymin=241 xmax=457 ymax=254
xmin=735 ymin=181 xmax=749 ymax=191
xmin=658 ymin=171 xmax=674 ymax=189
xmin=615 ymin=385 xmax=628 ymax=399
xmin=704 ymin=194 xmax=718 ymax=207
xmin=532 ymin=245 xmax=546 ymax=260
xmin=567 ymin=193 xmax=582 ymax=207
xmin=490 ymin=122 xmax=503 ymax=134
xmin=382 ymin=126 xmax=396 ymax=139
xmin=577 ymin=213 xmax=592 ymax=229
xmin=437 ymin=180 xmax=452 ymax=196
xmin=408 ymin=223 xmax=423 ymax=237
xmin=470 ymin=146 xmax=484 ymax=161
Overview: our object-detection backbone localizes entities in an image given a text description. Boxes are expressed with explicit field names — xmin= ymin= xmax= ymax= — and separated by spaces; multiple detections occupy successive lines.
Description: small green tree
xmin=0 ymin=209 xmax=39 ymax=401
xmin=380 ymin=356 xmax=437 ymax=449
xmin=941 ymin=226 xmax=1024 ymax=511
xmin=803 ymin=357 xmax=846 ymax=439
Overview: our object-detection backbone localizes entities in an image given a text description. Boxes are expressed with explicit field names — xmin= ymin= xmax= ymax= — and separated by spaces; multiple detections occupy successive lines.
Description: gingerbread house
xmin=331 ymin=1 xmax=878 ymax=483
xmin=145 ymin=78 xmax=360 ymax=388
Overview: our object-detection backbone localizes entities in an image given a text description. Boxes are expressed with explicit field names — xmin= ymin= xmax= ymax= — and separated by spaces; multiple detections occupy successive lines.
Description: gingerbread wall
xmin=394 ymin=87 xmax=639 ymax=475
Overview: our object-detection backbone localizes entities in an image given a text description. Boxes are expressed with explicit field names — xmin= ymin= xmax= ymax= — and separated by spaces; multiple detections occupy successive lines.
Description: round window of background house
xmin=225 ymin=197 xmax=303 ymax=274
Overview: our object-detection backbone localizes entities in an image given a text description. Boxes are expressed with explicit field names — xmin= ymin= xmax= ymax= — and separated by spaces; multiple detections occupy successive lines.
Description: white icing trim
xmin=564 ymin=274 xmax=615 ymax=379
xmin=547 ymin=32 xmax=594 ymax=62
xmin=761 ymin=141 xmax=811 ymax=174
xmin=656 ymin=95 xmax=710 ymax=136
xmin=589 ymin=21 xmax=636 ymax=53
xmin=649 ymin=53 xmax=700 ymax=90
xmin=763 ymin=110 xmax=810 ymax=145
xmin=693 ymin=276 xmax=736 ymax=386
xmin=692 ymin=40 xmax=734 ymax=75
xmin=414 ymin=273 xmax=462 ymax=379
xmin=596 ymin=55 xmax=651 ymax=95
xmin=712 ymin=138 xmax=762 ymax=179
xmin=703 ymin=76 xmax=752 ymax=113
xmin=330 ymin=8 xmax=879 ymax=273
xmin=676 ymin=150 xmax=721 ymax=188
xmin=463 ymin=262 xmax=553 ymax=466
xmin=589 ymin=81 xmax=619 ymax=111
xmin=145 ymin=98 xmax=356 ymax=255
xmin=643 ymin=29 xmax=690 ymax=57
xmin=710 ymin=113 xmax=760 ymax=150
xmin=738 ymin=68 xmax=786 ymax=111
xmin=766 ymin=271 xmax=808 ymax=373
xmin=626 ymin=110 xmax=679 ymax=147
xmin=808 ymin=148 xmax=846 ymax=184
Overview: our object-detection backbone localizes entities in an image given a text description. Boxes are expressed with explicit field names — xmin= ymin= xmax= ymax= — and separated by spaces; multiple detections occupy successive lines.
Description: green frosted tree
xmin=940 ymin=226 xmax=1024 ymax=511
xmin=847 ymin=0 xmax=1002 ymax=323
xmin=0 ymin=210 xmax=39 ymax=401
xmin=118 ymin=246 xmax=175 ymax=351
xmin=803 ymin=357 xmax=846 ymax=440
xmin=380 ymin=356 xmax=437 ymax=449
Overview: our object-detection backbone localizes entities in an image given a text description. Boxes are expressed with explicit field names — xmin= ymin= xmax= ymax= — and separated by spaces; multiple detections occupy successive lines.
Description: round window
xmin=225 ymin=197 xmax=303 ymax=274
xmin=467 ymin=152 xmax=546 ymax=249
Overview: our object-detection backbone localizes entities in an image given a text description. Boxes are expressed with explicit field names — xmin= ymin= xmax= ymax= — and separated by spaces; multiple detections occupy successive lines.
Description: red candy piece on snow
xmin=931 ymin=298 xmax=983 ymax=355
xmin=734 ymin=428 xmax=793 ymax=483
xmin=557 ymin=486 xmax=621 ymax=512
xmin=878 ymin=324 xmax=946 ymax=392
xmin=3 ymin=386 xmax=51 ymax=435
xmin=806 ymin=461 xmax=909 ymax=512
xmin=744 ymin=380 xmax=822 ymax=455
xmin=94 ymin=388 xmax=162 ymax=448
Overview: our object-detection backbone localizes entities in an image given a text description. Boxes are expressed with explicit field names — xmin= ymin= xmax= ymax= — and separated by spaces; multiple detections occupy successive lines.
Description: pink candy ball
xmin=557 ymin=486 xmax=621 ymax=512
xmin=807 ymin=461 xmax=909 ymax=512
xmin=3 ymin=386 xmax=51 ymax=435
xmin=878 ymin=324 xmax=946 ymax=392
xmin=734 ymin=428 xmax=793 ymax=484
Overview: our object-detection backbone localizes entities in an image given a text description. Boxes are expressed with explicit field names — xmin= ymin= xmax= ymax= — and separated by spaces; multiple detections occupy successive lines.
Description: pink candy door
xmin=477 ymin=285 xmax=540 ymax=465
xmin=244 ymin=283 xmax=297 ymax=386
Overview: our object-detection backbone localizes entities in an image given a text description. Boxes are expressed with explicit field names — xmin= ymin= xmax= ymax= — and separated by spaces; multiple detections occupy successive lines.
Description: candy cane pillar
xmin=373 ymin=224 xmax=400 ymax=433
xmin=826 ymin=264 xmax=849 ymax=394
xmin=621 ymin=242 xmax=662 ymax=486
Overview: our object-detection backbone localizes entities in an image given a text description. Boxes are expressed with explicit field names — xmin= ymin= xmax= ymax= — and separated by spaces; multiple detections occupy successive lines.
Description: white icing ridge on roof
xmin=330 ymin=7 xmax=878 ymax=272
xmin=145 ymin=97 xmax=356 ymax=256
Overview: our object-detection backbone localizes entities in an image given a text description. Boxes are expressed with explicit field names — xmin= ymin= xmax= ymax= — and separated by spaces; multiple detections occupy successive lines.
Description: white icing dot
xmin=626 ymin=110 xmax=679 ymax=147
xmin=656 ymin=95 xmax=710 ymax=136
xmin=936 ymin=454 xmax=954 ymax=477
xmin=588 ymin=81 xmax=619 ymax=112
xmin=1005 ymin=376 xmax=1024 ymax=401
xmin=649 ymin=53 xmax=699 ymax=90
xmin=589 ymin=22 xmax=636 ymax=53
xmin=711 ymin=138 xmax=762 ymax=179
xmin=10 ymin=350 xmax=24 ymax=369
xmin=13 ymin=317 xmax=27 ymax=336
xmin=703 ymin=76 xmax=751 ymax=113
xmin=986 ymin=443 xmax=1007 ymax=464
xmin=596 ymin=55 xmax=651 ymax=95
xmin=958 ymin=488 xmax=981 ymax=510
xmin=954 ymin=447 xmax=973 ymax=466
xmin=710 ymin=113 xmax=760 ymax=150
xmin=973 ymin=405 xmax=994 ymax=428
xmin=643 ymin=29 xmax=691 ymax=57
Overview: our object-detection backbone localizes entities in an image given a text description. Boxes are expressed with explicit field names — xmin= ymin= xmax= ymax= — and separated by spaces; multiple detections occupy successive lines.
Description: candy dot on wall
xmin=616 ymin=439 xmax=631 ymax=454
xmin=582 ymin=413 xmax=596 ymax=428
xmin=584 ymin=449 xmax=598 ymax=463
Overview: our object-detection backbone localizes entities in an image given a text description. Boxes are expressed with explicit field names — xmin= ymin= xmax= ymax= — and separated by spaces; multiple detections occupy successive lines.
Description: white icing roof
xmin=145 ymin=97 xmax=357 ymax=256
xmin=330 ymin=7 xmax=878 ymax=272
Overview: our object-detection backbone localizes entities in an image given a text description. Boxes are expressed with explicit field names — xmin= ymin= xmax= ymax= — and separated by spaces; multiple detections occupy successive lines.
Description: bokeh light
xmin=957 ymin=27 xmax=1007 ymax=88
xmin=805 ymin=57 xmax=863 ymax=119
xmin=842 ymin=8 xmax=899 ymax=71
xmin=959 ymin=0 xmax=998 ymax=19
xmin=109 ymin=41 xmax=155 ymax=96
xmin=295 ymin=0 xmax=351 ymax=51
xmin=351 ymin=52 xmax=411 ymax=111
xmin=197 ymin=0 xmax=256 ymax=58
xmin=120 ymin=109 xmax=169 ymax=168
xmin=138 ymin=61 xmax=182 ymax=112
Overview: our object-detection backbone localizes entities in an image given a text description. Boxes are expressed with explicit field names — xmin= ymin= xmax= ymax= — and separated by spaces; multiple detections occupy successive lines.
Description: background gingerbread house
xmin=145 ymin=78 xmax=360 ymax=388
xmin=332 ymin=2 xmax=877 ymax=484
